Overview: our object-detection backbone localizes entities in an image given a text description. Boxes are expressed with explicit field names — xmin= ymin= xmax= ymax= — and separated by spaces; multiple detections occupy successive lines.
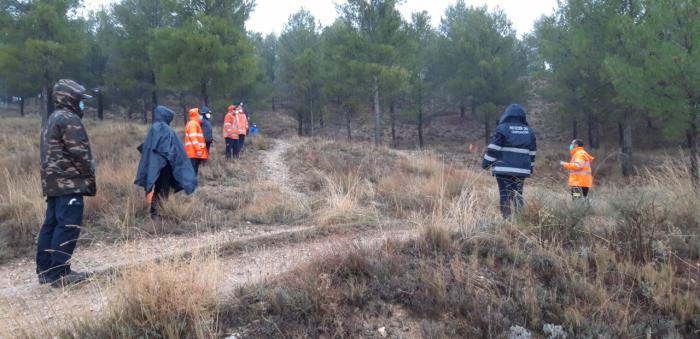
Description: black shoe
xmin=50 ymin=270 xmax=91 ymax=288
xmin=38 ymin=274 xmax=54 ymax=285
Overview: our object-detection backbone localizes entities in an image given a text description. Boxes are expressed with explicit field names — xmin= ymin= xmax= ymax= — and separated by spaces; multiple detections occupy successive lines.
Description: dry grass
xmin=65 ymin=255 xmax=223 ymax=339
xmin=0 ymin=117 xmax=259 ymax=263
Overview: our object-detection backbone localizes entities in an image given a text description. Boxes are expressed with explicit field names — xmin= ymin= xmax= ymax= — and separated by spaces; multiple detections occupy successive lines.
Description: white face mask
xmin=205 ymin=113 xmax=211 ymax=119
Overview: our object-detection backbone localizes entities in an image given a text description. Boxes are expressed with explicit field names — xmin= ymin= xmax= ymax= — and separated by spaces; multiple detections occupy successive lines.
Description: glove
xmin=559 ymin=161 xmax=566 ymax=166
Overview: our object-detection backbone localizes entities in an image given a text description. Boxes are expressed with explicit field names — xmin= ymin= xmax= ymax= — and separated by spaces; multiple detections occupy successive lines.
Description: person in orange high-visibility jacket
xmin=185 ymin=108 xmax=208 ymax=174
xmin=223 ymin=105 xmax=239 ymax=159
xmin=560 ymin=139 xmax=594 ymax=199
xmin=236 ymin=105 xmax=249 ymax=154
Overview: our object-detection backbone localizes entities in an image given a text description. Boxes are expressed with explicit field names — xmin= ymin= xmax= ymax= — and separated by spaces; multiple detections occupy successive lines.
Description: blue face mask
xmin=569 ymin=144 xmax=575 ymax=151
xmin=79 ymin=101 xmax=85 ymax=111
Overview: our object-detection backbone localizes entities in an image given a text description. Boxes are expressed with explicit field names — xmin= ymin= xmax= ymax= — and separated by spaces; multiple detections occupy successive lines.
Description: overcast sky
xmin=84 ymin=0 xmax=559 ymax=37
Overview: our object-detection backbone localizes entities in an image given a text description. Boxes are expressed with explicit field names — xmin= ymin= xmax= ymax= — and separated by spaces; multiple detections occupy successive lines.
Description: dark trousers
xmin=238 ymin=134 xmax=246 ymax=153
xmin=225 ymin=138 xmax=238 ymax=159
xmin=191 ymin=158 xmax=201 ymax=174
xmin=150 ymin=165 xmax=175 ymax=217
xmin=571 ymin=187 xmax=590 ymax=199
xmin=496 ymin=175 xmax=525 ymax=218
xmin=36 ymin=194 xmax=84 ymax=280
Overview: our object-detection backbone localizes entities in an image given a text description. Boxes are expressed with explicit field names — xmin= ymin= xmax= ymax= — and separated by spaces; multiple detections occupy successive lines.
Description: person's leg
xmin=233 ymin=138 xmax=241 ymax=159
xmin=150 ymin=165 xmax=173 ymax=218
xmin=48 ymin=194 xmax=84 ymax=279
xmin=36 ymin=197 xmax=57 ymax=280
xmin=225 ymin=139 xmax=232 ymax=159
xmin=496 ymin=175 xmax=511 ymax=218
xmin=571 ymin=187 xmax=584 ymax=200
xmin=512 ymin=177 xmax=525 ymax=214
xmin=581 ymin=187 xmax=589 ymax=197
xmin=239 ymin=135 xmax=246 ymax=153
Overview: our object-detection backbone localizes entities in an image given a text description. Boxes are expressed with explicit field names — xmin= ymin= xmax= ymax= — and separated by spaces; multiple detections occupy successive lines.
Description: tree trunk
xmin=345 ymin=110 xmax=352 ymax=142
xmin=180 ymin=92 xmax=187 ymax=126
xmin=460 ymin=100 xmax=465 ymax=118
xmin=390 ymin=102 xmax=397 ymax=148
xmin=618 ymin=122 xmax=624 ymax=148
xmin=587 ymin=113 xmax=599 ymax=149
xmin=688 ymin=118 xmax=699 ymax=190
xmin=484 ymin=117 xmax=490 ymax=146
xmin=572 ymin=119 xmax=578 ymax=139
xmin=41 ymin=85 xmax=49 ymax=126
xmin=309 ymin=96 xmax=314 ymax=137
xmin=97 ymin=90 xmax=104 ymax=120
xmin=297 ymin=110 xmax=303 ymax=137
xmin=271 ymin=97 xmax=276 ymax=111
xmin=373 ymin=75 xmax=382 ymax=146
xmin=19 ymin=96 xmax=24 ymax=117
xmin=621 ymin=115 xmax=633 ymax=177
xmin=142 ymin=99 xmax=148 ymax=124
xmin=418 ymin=106 xmax=424 ymax=149
xmin=201 ymin=80 xmax=209 ymax=107
xmin=151 ymin=70 xmax=158 ymax=122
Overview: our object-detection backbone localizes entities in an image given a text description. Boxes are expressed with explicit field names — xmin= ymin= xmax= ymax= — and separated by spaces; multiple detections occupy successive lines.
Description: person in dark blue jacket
xmin=481 ymin=104 xmax=537 ymax=218
xmin=200 ymin=106 xmax=214 ymax=154
xmin=135 ymin=105 xmax=198 ymax=219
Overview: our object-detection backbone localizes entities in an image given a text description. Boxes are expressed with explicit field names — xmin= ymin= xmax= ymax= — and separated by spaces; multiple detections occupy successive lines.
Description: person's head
xmin=53 ymin=79 xmax=93 ymax=117
xmin=188 ymin=108 xmax=200 ymax=121
xmin=570 ymin=139 xmax=584 ymax=151
xmin=498 ymin=104 xmax=527 ymax=125
xmin=228 ymin=105 xmax=235 ymax=113
xmin=153 ymin=105 xmax=176 ymax=125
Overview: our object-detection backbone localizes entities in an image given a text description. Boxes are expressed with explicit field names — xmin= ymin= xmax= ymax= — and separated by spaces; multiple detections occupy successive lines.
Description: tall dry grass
xmin=65 ymin=255 xmax=223 ymax=339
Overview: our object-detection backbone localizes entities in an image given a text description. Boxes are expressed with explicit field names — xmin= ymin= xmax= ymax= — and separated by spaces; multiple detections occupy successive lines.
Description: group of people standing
xmin=35 ymin=78 xmax=591 ymax=289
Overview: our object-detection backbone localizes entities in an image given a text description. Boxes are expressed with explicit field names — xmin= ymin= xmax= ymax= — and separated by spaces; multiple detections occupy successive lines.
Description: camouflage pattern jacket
xmin=40 ymin=108 xmax=96 ymax=197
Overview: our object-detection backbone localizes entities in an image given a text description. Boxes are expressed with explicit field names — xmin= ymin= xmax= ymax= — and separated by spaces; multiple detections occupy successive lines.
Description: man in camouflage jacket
xmin=36 ymin=79 xmax=96 ymax=288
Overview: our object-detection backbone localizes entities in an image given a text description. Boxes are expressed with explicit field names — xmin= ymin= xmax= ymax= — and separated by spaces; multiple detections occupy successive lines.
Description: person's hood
xmin=498 ymin=104 xmax=527 ymax=125
xmin=53 ymin=79 xmax=92 ymax=118
xmin=188 ymin=108 xmax=200 ymax=121
xmin=201 ymin=106 xmax=211 ymax=114
xmin=571 ymin=147 xmax=594 ymax=161
xmin=153 ymin=105 xmax=175 ymax=125
xmin=228 ymin=105 xmax=235 ymax=113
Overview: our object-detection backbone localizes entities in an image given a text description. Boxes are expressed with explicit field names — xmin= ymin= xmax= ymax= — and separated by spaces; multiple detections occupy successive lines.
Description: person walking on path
xmin=37 ymin=79 xmax=96 ymax=288
xmin=135 ymin=105 xmax=197 ymax=219
xmin=481 ymin=104 xmax=537 ymax=219
xmin=223 ymin=104 xmax=239 ymax=159
xmin=184 ymin=108 xmax=208 ymax=174
xmin=560 ymin=139 xmax=594 ymax=200
xmin=200 ymin=106 xmax=214 ymax=154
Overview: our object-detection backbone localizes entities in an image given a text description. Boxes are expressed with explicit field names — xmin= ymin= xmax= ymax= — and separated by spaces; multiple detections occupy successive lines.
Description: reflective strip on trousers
xmin=493 ymin=166 xmax=531 ymax=175
xmin=484 ymin=154 xmax=497 ymax=162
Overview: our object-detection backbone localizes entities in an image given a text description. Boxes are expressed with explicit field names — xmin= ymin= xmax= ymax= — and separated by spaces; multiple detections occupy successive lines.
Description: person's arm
xmin=61 ymin=115 xmax=95 ymax=176
xmin=562 ymin=153 xmax=584 ymax=170
xmin=482 ymin=130 xmax=505 ymax=169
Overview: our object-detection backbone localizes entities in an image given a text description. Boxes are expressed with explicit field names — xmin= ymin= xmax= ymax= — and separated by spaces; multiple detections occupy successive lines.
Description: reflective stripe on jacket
xmin=562 ymin=147 xmax=593 ymax=187
xmin=481 ymin=104 xmax=537 ymax=178
xmin=184 ymin=108 xmax=208 ymax=159
xmin=237 ymin=111 xmax=248 ymax=135
xmin=223 ymin=112 xmax=239 ymax=139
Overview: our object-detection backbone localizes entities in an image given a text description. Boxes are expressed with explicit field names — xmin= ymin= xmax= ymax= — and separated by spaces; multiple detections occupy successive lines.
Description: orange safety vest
xmin=184 ymin=108 xmax=208 ymax=159
xmin=223 ymin=109 xmax=239 ymax=140
xmin=237 ymin=110 xmax=248 ymax=135
xmin=563 ymin=147 xmax=594 ymax=188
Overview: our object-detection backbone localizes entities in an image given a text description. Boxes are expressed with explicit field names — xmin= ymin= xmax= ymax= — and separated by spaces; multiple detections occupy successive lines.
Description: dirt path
xmin=0 ymin=139 xmax=414 ymax=338
xmin=261 ymin=139 xmax=307 ymax=202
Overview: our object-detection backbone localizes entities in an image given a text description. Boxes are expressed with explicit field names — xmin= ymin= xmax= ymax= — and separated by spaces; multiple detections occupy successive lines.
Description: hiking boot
xmin=38 ymin=274 xmax=55 ymax=285
xmin=50 ymin=270 xmax=91 ymax=288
